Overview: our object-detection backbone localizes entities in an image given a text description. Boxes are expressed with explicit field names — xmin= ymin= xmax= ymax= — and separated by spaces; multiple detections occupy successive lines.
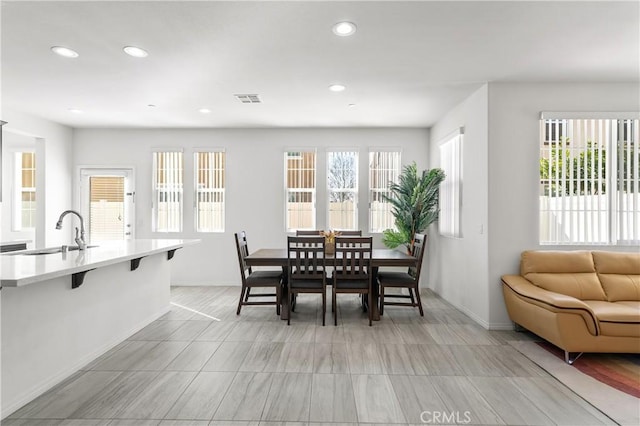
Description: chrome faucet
xmin=56 ymin=210 xmax=87 ymax=250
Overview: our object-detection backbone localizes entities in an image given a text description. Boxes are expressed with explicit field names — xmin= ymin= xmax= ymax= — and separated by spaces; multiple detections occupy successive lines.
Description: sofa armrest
xmin=501 ymin=274 xmax=600 ymax=335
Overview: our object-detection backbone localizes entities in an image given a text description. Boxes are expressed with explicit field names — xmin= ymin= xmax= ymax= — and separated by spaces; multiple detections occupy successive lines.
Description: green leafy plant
xmin=382 ymin=163 xmax=445 ymax=251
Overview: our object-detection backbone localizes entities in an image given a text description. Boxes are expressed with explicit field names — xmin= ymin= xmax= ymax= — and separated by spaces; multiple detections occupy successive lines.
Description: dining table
xmin=244 ymin=247 xmax=418 ymax=321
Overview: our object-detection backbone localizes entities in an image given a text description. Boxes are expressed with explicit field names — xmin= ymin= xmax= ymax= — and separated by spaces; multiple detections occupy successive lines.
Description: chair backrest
xmin=234 ymin=231 xmax=251 ymax=282
xmin=287 ymin=236 xmax=326 ymax=283
xmin=333 ymin=236 xmax=373 ymax=282
xmin=409 ymin=233 xmax=427 ymax=280
xmin=295 ymin=230 xmax=324 ymax=236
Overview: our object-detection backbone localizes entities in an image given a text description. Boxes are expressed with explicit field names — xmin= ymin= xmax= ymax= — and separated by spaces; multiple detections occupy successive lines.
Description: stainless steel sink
xmin=4 ymin=245 xmax=99 ymax=256
xmin=67 ymin=245 xmax=99 ymax=252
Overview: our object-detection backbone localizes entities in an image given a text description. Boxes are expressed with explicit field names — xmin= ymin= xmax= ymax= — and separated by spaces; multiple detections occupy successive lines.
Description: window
xmin=328 ymin=150 xmax=358 ymax=230
xmin=195 ymin=150 xmax=225 ymax=232
xmin=369 ymin=149 xmax=401 ymax=233
xmin=539 ymin=115 xmax=639 ymax=245
xmin=285 ymin=150 xmax=316 ymax=231
xmin=89 ymin=176 xmax=126 ymax=241
xmin=439 ymin=129 xmax=463 ymax=238
xmin=152 ymin=151 xmax=183 ymax=232
xmin=13 ymin=151 xmax=36 ymax=230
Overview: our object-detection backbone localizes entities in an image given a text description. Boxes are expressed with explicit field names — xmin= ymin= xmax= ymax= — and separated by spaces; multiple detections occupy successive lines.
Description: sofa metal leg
xmin=564 ymin=351 xmax=584 ymax=365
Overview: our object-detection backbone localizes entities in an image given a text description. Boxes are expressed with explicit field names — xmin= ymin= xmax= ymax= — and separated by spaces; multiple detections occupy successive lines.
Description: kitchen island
xmin=0 ymin=239 xmax=198 ymax=418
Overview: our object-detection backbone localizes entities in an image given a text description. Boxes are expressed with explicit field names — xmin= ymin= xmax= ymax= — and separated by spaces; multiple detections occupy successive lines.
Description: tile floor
xmin=5 ymin=286 xmax=616 ymax=426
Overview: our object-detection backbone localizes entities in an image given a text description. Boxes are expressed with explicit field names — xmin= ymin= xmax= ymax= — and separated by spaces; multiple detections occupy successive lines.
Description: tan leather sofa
xmin=501 ymin=250 xmax=640 ymax=363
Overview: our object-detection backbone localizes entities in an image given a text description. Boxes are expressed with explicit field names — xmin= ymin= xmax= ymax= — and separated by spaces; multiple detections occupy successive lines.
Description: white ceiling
xmin=2 ymin=1 xmax=638 ymax=129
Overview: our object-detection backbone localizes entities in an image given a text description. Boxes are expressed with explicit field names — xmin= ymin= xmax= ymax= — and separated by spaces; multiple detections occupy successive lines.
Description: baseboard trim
xmin=2 ymin=305 xmax=170 ymax=420
xmin=422 ymin=287 xmax=513 ymax=331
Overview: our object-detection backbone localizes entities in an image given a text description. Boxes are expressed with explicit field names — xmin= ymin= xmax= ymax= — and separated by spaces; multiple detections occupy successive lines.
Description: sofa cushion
xmin=583 ymin=300 xmax=640 ymax=338
xmin=616 ymin=301 xmax=640 ymax=310
xmin=521 ymin=251 xmax=606 ymax=301
xmin=592 ymin=251 xmax=640 ymax=302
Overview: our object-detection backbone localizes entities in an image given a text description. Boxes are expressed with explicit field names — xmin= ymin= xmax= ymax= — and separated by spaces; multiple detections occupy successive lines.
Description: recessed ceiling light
xmin=68 ymin=108 xmax=83 ymax=114
xmin=123 ymin=46 xmax=149 ymax=58
xmin=348 ymin=104 xmax=356 ymax=108
xmin=332 ymin=22 xmax=357 ymax=36
xmin=329 ymin=84 xmax=346 ymax=92
xmin=199 ymin=108 xmax=211 ymax=114
xmin=51 ymin=46 xmax=79 ymax=58
xmin=147 ymin=104 xmax=156 ymax=108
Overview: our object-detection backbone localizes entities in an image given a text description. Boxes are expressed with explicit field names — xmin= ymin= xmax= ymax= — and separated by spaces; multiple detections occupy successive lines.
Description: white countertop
xmin=0 ymin=239 xmax=199 ymax=287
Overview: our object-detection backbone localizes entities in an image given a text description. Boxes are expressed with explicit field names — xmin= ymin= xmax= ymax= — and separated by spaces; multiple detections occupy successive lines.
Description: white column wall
xmin=1 ymin=132 xmax=36 ymax=246
xmin=428 ymin=85 xmax=490 ymax=327
xmin=73 ymin=128 xmax=430 ymax=286
xmin=2 ymin=109 xmax=73 ymax=247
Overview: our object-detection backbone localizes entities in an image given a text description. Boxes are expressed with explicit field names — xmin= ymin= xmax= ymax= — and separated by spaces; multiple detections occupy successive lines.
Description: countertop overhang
xmin=0 ymin=239 xmax=199 ymax=287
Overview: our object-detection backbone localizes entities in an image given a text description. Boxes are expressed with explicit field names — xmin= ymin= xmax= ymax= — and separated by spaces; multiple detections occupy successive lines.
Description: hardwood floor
xmin=6 ymin=286 xmax=616 ymax=425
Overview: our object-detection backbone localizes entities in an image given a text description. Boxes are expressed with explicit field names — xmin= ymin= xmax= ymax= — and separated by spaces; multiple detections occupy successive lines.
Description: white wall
xmin=1 ymin=132 xmax=36 ymax=246
xmin=2 ymin=109 xmax=73 ymax=247
xmin=487 ymin=82 xmax=640 ymax=327
xmin=73 ymin=127 xmax=430 ymax=285
xmin=429 ymin=85 xmax=490 ymax=327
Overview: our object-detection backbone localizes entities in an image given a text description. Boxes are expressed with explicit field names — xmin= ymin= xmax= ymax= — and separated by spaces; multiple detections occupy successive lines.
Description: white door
xmin=80 ymin=168 xmax=134 ymax=243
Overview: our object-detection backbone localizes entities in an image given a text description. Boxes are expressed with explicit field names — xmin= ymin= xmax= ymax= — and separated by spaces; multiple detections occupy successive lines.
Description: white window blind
xmin=539 ymin=117 xmax=639 ymax=245
xmin=328 ymin=150 xmax=358 ymax=230
xmin=152 ymin=151 xmax=183 ymax=232
xmin=90 ymin=176 xmax=125 ymax=241
xmin=369 ymin=149 xmax=401 ymax=233
xmin=13 ymin=151 xmax=36 ymax=230
xmin=285 ymin=150 xmax=316 ymax=231
xmin=195 ymin=150 xmax=225 ymax=232
xmin=439 ymin=130 xmax=463 ymax=238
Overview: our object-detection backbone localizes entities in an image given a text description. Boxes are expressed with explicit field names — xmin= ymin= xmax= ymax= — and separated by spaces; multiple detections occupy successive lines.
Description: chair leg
xmin=244 ymin=287 xmax=251 ymax=302
xmin=276 ymin=283 xmax=281 ymax=316
xmin=368 ymin=292 xmax=373 ymax=326
xmin=408 ymin=287 xmax=415 ymax=304
xmin=331 ymin=287 xmax=338 ymax=326
xmin=322 ymin=290 xmax=326 ymax=326
xmin=414 ymin=285 xmax=424 ymax=316
xmin=287 ymin=290 xmax=292 ymax=326
xmin=236 ymin=285 xmax=246 ymax=315
xmin=379 ymin=284 xmax=385 ymax=316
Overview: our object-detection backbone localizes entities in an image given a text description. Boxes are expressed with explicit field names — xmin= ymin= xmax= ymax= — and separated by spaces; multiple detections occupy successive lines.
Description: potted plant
xmin=382 ymin=162 xmax=445 ymax=252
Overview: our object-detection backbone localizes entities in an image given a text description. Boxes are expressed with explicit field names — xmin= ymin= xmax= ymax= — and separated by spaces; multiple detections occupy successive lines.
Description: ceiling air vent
xmin=234 ymin=94 xmax=262 ymax=104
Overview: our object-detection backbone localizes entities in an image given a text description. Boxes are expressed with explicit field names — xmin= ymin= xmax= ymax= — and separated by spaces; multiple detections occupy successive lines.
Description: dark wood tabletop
xmin=245 ymin=247 xmax=417 ymax=321
xmin=245 ymin=248 xmax=417 ymax=267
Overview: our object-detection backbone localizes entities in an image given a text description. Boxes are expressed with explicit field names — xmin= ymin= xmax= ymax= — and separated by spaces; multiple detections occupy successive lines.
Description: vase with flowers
xmin=320 ymin=230 xmax=341 ymax=255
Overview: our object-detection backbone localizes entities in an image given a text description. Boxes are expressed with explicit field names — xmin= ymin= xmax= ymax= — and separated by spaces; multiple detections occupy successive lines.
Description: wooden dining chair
xmin=234 ymin=231 xmax=282 ymax=316
xmin=332 ymin=236 xmax=373 ymax=326
xmin=287 ymin=236 xmax=327 ymax=326
xmin=378 ymin=233 xmax=427 ymax=316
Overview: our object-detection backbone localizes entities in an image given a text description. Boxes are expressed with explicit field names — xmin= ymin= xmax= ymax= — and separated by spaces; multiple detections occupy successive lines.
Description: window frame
xmin=194 ymin=149 xmax=226 ymax=233
xmin=438 ymin=128 xmax=463 ymax=239
xmin=152 ymin=149 xmax=184 ymax=233
xmin=12 ymin=150 xmax=36 ymax=231
xmin=539 ymin=113 xmax=639 ymax=245
xmin=368 ymin=148 xmax=401 ymax=233
xmin=327 ymin=149 xmax=359 ymax=231
xmin=284 ymin=148 xmax=317 ymax=232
